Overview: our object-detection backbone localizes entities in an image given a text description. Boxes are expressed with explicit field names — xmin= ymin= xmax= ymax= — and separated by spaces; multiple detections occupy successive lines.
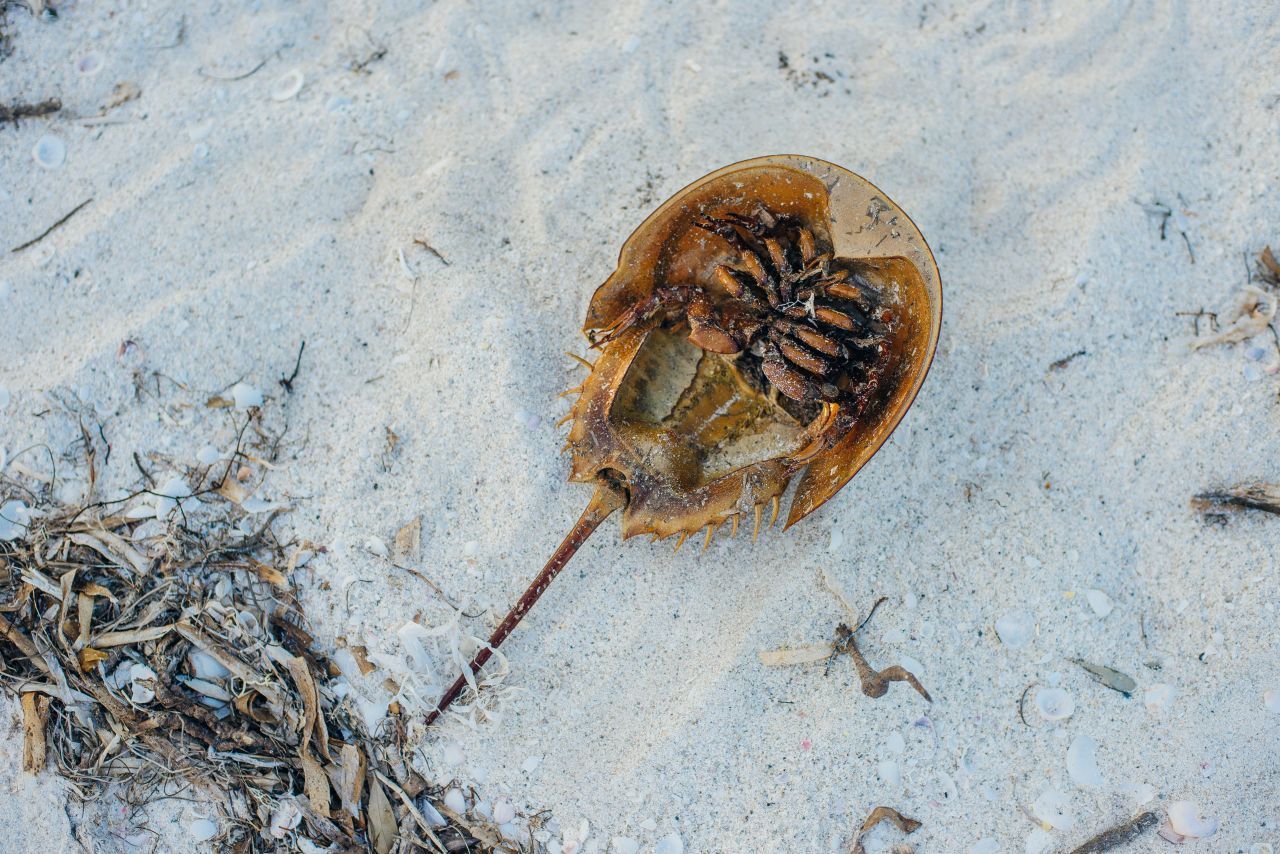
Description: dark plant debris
xmin=832 ymin=597 xmax=932 ymax=702
xmin=1072 ymin=658 xmax=1137 ymax=697
xmin=1048 ymin=349 xmax=1087 ymax=371
xmin=0 ymin=97 xmax=60 ymax=126
xmin=10 ymin=197 xmax=92 ymax=253
xmin=279 ymin=340 xmax=307 ymax=393
xmin=0 ymin=405 xmax=500 ymax=852
xmin=1258 ymin=245 xmax=1280 ymax=286
xmin=1068 ymin=810 xmax=1158 ymax=853
xmin=1193 ymin=482 xmax=1280 ymax=518
xmin=851 ymin=805 xmax=922 ymax=854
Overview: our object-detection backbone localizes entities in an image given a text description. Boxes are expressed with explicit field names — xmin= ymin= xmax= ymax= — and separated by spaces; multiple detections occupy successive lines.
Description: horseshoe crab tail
xmin=426 ymin=482 xmax=626 ymax=725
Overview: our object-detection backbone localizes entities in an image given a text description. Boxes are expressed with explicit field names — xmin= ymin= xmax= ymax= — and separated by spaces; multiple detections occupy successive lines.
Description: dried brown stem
xmin=1192 ymin=482 xmax=1280 ymax=516
xmin=834 ymin=604 xmax=932 ymax=702
xmin=1068 ymin=810 xmax=1158 ymax=853
xmin=426 ymin=484 xmax=625 ymax=724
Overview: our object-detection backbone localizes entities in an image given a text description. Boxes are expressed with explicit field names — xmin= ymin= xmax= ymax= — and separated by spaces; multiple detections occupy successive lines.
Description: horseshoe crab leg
xmin=426 ymin=483 xmax=626 ymax=725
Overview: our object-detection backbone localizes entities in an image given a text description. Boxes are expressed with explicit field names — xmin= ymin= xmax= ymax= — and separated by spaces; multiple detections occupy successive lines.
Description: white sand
xmin=3 ymin=1 xmax=1280 ymax=851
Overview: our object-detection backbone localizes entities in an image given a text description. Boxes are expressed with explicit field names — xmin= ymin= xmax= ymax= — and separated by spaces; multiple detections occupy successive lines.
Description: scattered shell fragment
xmin=1025 ymin=827 xmax=1054 ymax=854
xmin=612 ymin=838 xmax=641 ymax=854
xmin=154 ymin=476 xmax=193 ymax=517
xmin=1035 ymin=687 xmax=1075 ymax=721
xmin=655 ymin=833 xmax=684 ymax=854
xmin=270 ymin=69 xmax=305 ymax=101
xmin=1191 ymin=286 xmax=1276 ymax=349
xmin=1264 ymin=689 xmax=1280 ymax=713
xmin=1031 ymin=787 xmax=1075 ymax=830
xmin=76 ymin=52 xmax=104 ymax=75
xmin=995 ymin=611 xmax=1035 ymax=648
xmin=493 ymin=800 xmax=515 ymax=824
xmin=443 ymin=787 xmax=466 ymax=814
xmin=1144 ymin=683 xmax=1176 ymax=712
xmin=196 ymin=444 xmax=221 ymax=465
xmin=1167 ymin=801 xmax=1218 ymax=839
xmin=365 ymin=536 xmax=389 ymax=557
xmin=32 ymin=135 xmax=66 ymax=170
xmin=129 ymin=663 xmax=157 ymax=704
xmin=1072 ymin=658 xmax=1136 ymax=696
xmin=1066 ymin=734 xmax=1106 ymax=788
xmin=189 ymin=818 xmax=217 ymax=842
xmin=0 ymin=499 xmax=31 ymax=541
xmin=1085 ymin=589 xmax=1113 ymax=617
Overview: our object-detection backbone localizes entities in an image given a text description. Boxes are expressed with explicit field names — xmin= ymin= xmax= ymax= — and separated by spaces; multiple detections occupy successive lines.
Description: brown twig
xmin=10 ymin=198 xmax=92 ymax=253
xmin=832 ymin=599 xmax=931 ymax=702
xmin=1192 ymin=482 xmax=1280 ymax=517
xmin=0 ymin=98 xmax=60 ymax=126
xmin=1049 ymin=349 xmax=1086 ymax=371
xmin=1068 ymin=811 xmax=1158 ymax=853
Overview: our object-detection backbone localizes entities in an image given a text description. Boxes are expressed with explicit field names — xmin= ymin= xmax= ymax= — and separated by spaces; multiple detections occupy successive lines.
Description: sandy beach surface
xmin=2 ymin=1 xmax=1279 ymax=851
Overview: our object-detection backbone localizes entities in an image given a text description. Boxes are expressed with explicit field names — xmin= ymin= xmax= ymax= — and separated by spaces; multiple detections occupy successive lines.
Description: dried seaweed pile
xmin=0 ymin=412 xmax=492 ymax=852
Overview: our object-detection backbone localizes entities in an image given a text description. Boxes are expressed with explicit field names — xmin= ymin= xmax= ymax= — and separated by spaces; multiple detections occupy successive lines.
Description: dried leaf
xmin=77 ymin=647 xmax=109 ymax=671
xmin=301 ymin=752 xmax=331 ymax=818
xmin=69 ymin=530 xmax=150 ymax=575
xmin=284 ymin=655 xmax=329 ymax=757
xmin=250 ymin=560 xmax=288 ymax=588
xmin=21 ymin=692 xmax=50 ymax=772
xmin=393 ymin=516 xmax=422 ymax=562
xmin=326 ymin=743 xmax=366 ymax=819
xmin=89 ymin=624 xmax=173 ymax=648
xmin=205 ymin=395 xmax=233 ymax=408
xmin=365 ymin=774 xmax=397 ymax=854
xmin=852 ymin=806 xmax=921 ymax=854
xmin=217 ymin=477 xmax=251 ymax=505
xmin=1072 ymin=658 xmax=1137 ymax=697
xmin=1260 ymin=245 xmax=1280 ymax=282
xmin=758 ymin=643 xmax=835 ymax=666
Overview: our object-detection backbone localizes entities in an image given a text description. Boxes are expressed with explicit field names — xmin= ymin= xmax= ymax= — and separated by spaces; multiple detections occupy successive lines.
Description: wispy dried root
xmin=1192 ymin=482 xmax=1280 ymax=517
xmin=1189 ymin=285 xmax=1276 ymax=349
xmin=758 ymin=594 xmax=932 ymax=703
xmin=850 ymin=806 xmax=922 ymax=854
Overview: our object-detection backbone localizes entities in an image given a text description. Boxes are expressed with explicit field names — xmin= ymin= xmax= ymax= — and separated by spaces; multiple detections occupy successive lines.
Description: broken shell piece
xmin=1144 ymin=683 xmax=1176 ymax=712
xmin=1167 ymin=801 xmax=1218 ymax=839
xmin=995 ymin=611 xmax=1034 ymax=648
xmin=443 ymin=787 xmax=466 ymax=814
xmin=268 ymin=798 xmax=303 ymax=838
xmin=1031 ymin=788 xmax=1075 ymax=830
xmin=1191 ymin=286 xmax=1277 ymax=349
xmin=1066 ymin=734 xmax=1106 ymax=788
xmin=1035 ymin=687 xmax=1074 ymax=721
xmin=270 ymin=69 xmax=305 ymax=101
xmin=190 ymin=818 xmax=217 ymax=842
xmin=32 ymin=135 xmax=66 ymax=169
xmin=1025 ymin=827 xmax=1053 ymax=854
xmin=1085 ymin=588 xmax=1113 ymax=617
xmin=231 ymin=382 xmax=264 ymax=409
xmin=0 ymin=499 xmax=31 ymax=541
xmin=129 ymin=663 xmax=157 ymax=704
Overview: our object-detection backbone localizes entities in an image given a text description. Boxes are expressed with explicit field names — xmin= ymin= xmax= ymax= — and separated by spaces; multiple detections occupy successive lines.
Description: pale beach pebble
xmin=1168 ymin=801 xmax=1218 ymax=839
xmin=995 ymin=611 xmax=1034 ymax=647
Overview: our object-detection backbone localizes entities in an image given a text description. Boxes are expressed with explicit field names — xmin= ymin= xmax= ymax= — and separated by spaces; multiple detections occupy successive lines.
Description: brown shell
xmin=565 ymin=155 xmax=941 ymax=540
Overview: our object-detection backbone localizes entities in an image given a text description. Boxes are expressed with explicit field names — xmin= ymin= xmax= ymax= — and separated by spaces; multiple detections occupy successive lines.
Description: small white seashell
xmin=523 ymin=755 xmax=542 ymax=773
xmin=196 ymin=444 xmax=221 ymax=465
xmin=443 ymin=742 xmax=465 ymax=766
xmin=270 ymin=68 xmax=305 ymax=101
xmin=397 ymin=622 xmax=435 ymax=674
xmin=153 ymin=476 xmax=192 ymax=517
xmin=493 ymin=800 xmax=515 ymax=824
xmin=463 ymin=540 xmax=479 ymax=558
xmin=1085 ymin=589 xmax=1113 ymax=617
xmin=995 ymin=611 xmax=1035 ymax=648
xmin=828 ymin=528 xmax=844 ymax=551
xmin=1066 ymin=735 xmax=1106 ymax=788
xmin=231 ymin=382 xmax=263 ymax=409
xmin=269 ymin=799 xmax=303 ymax=838
xmin=1144 ymin=683 xmax=1176 ymax=712
xmin=885 ymin=731 xmax=905 ymax=754
xmin=443 ymin=787 xmax=466 ymax=814
xmin=32 ymin=135 xmax=66 ymax=169
xmin=876 ymin=760 xmax=901 ymax=787
xmin=0 ymin=499 xmax=31 ymax=541
xmin=76 ymin=51 xmax=104 ymax=75
xmin=190 ymin=818 xmax=217 ymax=842
xmin=421 ymin=799 xmax=446 ymax=826
xmin=1264 ymin=689 xmax=1280 ymax=713
xmin=611 ymin=838 xmax=640 ymax=854
xmin=365 ymin=536 xmax=389 ymax=557
xmin=1035 ymin=687 xmax=1074 ymax=721
xmin=1031 ymin=787 xmax=1075 ymax=830
xmin=655 ymin=834 xmax=684 ymax=854
xmin=1168 ymin=801 xmax=1218 ymax=839
xmin=189 ymin=649 xmax=231 ymax=680
xmin=970 ymin=839 xmax=998 ymax=854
